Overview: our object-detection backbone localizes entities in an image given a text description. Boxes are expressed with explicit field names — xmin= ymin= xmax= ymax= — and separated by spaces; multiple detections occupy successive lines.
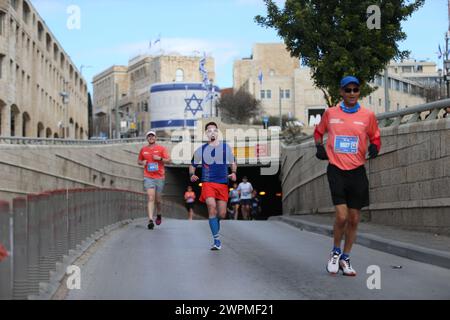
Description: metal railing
xmin=0 ymin=188 xmax=149 ymax=300
xmin=0 ymin=137 xmax=156 ymax=145
xmin=282 ymin=98 xmax=450 ymax=147
xmin=377 ymin=98 xmax=450 ymax=128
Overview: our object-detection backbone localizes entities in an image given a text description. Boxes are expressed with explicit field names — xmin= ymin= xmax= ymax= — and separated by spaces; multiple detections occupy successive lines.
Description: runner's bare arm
xmin=189 ymin=165 xmax=199 ymax=182
xmin=228 ymin=161 xmax=237 ymax=182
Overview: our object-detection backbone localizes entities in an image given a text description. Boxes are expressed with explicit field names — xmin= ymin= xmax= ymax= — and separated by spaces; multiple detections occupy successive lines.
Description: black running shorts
xmin=326 ymin=164 xmax=370 ymax=210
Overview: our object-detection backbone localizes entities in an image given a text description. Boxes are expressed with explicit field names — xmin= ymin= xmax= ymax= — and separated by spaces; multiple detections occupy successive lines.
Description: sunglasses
xmin=344 ymin=88 xmax=360 ymax=94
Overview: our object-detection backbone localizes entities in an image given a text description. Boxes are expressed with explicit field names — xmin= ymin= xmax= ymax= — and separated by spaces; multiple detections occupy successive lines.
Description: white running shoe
xmin=339 ymin=259 xmax=357 ymax=276
xmin=326 ymin=251 xmax=341 ymax=274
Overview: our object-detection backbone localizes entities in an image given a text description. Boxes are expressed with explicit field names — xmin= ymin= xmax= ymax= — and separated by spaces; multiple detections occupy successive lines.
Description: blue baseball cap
xmin=340 ymin=76 xmax=360 ymax=88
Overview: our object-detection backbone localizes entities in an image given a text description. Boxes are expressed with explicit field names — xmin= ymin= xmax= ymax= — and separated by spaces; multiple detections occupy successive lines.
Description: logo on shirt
xmin=143 ymin=152 xmax=150 ymax=155
xmin=354 ymin=121 xmax=366 ymax=126
xmin=330 ymin=118 xmax=344 ymax=124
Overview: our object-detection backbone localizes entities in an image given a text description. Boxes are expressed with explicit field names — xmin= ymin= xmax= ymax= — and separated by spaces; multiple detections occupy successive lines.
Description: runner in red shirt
xmin=314 ymin=76 xmax=381 ymax=276
xmin=138 ymin=131 xmax=171 ymax=230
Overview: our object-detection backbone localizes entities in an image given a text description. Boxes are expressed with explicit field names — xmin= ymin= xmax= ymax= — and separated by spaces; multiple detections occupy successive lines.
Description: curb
xmin=271 ymin=216 xmax=450 ymax=270
xmin=28 ymin=219 xmax=135 ymax=300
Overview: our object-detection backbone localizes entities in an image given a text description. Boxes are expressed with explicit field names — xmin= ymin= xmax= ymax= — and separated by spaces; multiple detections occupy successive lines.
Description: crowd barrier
xmin=0 ymin=188 xmax=149 ymax=300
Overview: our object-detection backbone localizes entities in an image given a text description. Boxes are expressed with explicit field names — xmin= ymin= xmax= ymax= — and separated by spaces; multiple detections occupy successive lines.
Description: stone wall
xmin=281 ymin=118 xmax=450 ymax=235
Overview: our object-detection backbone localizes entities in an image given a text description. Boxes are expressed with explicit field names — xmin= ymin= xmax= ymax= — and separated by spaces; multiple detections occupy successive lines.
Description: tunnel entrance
xmin=166 ymin=166 xmax=282 ymax=220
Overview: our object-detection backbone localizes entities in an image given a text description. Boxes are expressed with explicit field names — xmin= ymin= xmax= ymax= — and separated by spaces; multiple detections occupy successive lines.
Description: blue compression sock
xmin=209 ymin=217 xmax=220 ymax=240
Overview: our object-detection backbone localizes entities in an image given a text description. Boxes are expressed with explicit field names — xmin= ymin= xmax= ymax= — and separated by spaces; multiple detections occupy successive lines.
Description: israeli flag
xmin=154 ymin=34 xmax=161 ymax=45
xmin=438 ymin=44 xmax=443 ymax=59
xmin=258 ymin=70 xmax=263 ymax=85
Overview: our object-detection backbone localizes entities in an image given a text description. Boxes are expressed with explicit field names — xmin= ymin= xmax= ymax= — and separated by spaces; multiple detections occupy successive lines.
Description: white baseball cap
xmin=146 ymin=130 xmax=157 ymax=138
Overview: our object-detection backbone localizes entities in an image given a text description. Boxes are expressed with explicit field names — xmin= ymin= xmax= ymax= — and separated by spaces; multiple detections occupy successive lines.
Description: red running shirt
xmin=138 ymin=144 xmax=170 ymax=179
xmin=314 ymin=105 xmax=381 ymax=171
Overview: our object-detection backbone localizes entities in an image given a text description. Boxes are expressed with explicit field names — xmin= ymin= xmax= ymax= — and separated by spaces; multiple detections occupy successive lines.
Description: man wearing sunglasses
xmin=138 ymin=131 xmax=171 ymax=230
xmin=314 ymin=76 xmax=381 ymax=276
xmin=189 ymin=122 xmax=237 ymax=251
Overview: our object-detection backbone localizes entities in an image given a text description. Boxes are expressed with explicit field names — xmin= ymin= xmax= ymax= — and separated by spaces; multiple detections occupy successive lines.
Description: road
xmin=66 ymin=219 xmax=450 ymax=300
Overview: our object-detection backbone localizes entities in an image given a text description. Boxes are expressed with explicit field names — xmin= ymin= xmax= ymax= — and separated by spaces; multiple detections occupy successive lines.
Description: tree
xmin=255 ymin=0 xmax=425 ymax=107
xmin=217 ymin=89 xmax=262 ymax=124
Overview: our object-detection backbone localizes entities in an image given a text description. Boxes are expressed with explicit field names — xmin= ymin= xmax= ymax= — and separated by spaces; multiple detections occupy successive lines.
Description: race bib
xmin=334 ymin=136 xmax=359 ymax=154
xmin=147 ymin=163 xmax=159 ymax=172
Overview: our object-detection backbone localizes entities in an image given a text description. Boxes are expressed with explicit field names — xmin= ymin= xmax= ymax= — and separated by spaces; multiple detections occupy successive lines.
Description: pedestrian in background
xmin=184 ymin=186 xmax=196 ymax=221
xmin=229 ymin=183 xmax=240 ymax=220
xmin=237 ymin=176 xmax=253 ymax=220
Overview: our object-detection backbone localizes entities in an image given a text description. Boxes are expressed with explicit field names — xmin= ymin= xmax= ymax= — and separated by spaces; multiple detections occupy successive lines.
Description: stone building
xmin=234 ymin=43 xmax=427 ymax=127
xmin=0 ymin=0 xmax=88 ymax=139
xmin=93 ymin=54 xmax=215 ymax=137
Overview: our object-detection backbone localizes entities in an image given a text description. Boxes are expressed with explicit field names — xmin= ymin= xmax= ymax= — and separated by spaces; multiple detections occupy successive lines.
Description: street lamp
xmin=59 ymin=81 xmax=70 ymax=139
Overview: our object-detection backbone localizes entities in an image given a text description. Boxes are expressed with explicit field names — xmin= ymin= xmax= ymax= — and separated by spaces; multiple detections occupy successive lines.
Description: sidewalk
xmin=270 ymin=214 xmax=450 ymax=270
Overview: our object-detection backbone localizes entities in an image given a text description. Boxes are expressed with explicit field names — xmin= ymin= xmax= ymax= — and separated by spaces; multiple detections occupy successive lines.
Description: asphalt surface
xmin=66 ymin=219 xmax=450 ymax=300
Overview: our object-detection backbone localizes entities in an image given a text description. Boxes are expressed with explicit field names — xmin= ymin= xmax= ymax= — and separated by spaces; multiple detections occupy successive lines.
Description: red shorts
xmin=200 ymin=182 xmax=229 ymax=203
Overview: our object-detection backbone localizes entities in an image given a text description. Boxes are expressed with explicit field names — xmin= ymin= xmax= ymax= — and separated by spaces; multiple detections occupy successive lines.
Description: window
xmin=11 ymin=0 xmax=18 ymax=10
xmin=46 ymin=33 xmax=52 ymax=52
xmin=402 ymin=66 xmax=412 ymax=73
xmin=285 ymin=89 xmax=291 ymax=99
xmin=260 ymin=90 xmax=265 ymax=99
xmin=0 ymin=11 xmax=5 ymax=36
xmin=0 ymin=54 xmax=4 ymax=79
xmin=395 ymin=80 xmax=400 ymax=91
xmin=37 ymin=21 xmax=44 ymax=41
xmin=175 ymin=69 xmax=184 ymax=82
xmin=416 ymin=65 xmax=423 ymax=73
xmin=23 ymin=1 xmax=31 ymax=24
xmin=403 ymin=83 xmax=409 ymax=94
xmin=53 ymin=44 xmax=59 ymax=61
xmin=375 ymin=76 xmax=383 ymax=86
xmin=266 ymin=90 xmax=272 ymax=99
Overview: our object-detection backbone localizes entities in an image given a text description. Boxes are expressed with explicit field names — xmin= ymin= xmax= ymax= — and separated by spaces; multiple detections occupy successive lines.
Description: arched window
xmin=0 ymin=99 xmax=5 ymax=136
xmin=37 ymin=122 xmax=44 ymax=138
xmin=10 ymin=105 xmax=20 ymax=137
xmin=22 ymin=112 xmax=30 ymax=137
xmin=46 ymin=128 xmax=52 ymax=138
xmin=175 ymin=69 xmax=184 ymax=82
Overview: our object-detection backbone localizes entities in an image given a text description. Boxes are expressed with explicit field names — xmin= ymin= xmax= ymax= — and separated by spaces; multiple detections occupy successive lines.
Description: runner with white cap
xmin=138 ymin=131 xmax=171 ymax=230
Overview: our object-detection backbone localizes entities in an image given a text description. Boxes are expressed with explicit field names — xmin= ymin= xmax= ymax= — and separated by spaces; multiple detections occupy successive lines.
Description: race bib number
xmin=147 ymin=163 xmax=159 ymax=172
xmin=334 ymin=136 xmax=359 ymax=154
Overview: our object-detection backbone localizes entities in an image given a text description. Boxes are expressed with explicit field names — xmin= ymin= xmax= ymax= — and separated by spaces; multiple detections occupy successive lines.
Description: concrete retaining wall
xmin=281 ymin=118 xmax=450 ymax=235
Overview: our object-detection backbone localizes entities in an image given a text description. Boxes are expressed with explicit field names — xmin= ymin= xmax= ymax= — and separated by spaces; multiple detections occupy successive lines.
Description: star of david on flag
xmin=185 ymin=94 xmax=204 ymax=116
